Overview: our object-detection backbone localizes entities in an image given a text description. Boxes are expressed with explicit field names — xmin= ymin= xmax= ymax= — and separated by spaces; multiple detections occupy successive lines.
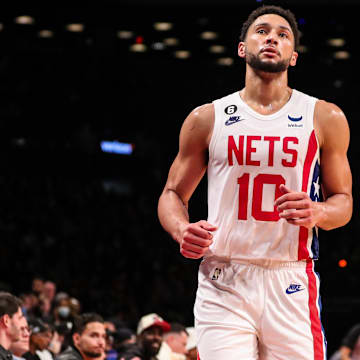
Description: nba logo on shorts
xmin=211 ymin=268 xmax=222 ymax=280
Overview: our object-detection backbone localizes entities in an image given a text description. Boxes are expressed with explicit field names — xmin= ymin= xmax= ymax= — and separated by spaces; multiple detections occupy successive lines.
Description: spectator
xmin=56 ymin=313 xmax=106 ymax=360
xmin=0 ymin=292 xmax=24 ymax=360
xmin=22 ymin=319 xmax=53 ymax=360
xmin=32 ymin=279 xmax=45 ymax=298
xmin=49 ymin=324 xmax=72 ymax=356
xmin=158 ymin=323 xmax=188 ymax=360
xmin=112 ymin=328 xmax=135 ymax=356
xmin=117 ymin=313 xmax=170 ymax=360
xmin=184 ymin=328 xmax=196 ymax=360
xmin=103 ymin=322 xmax=116 ymax=360
xmin=9 ymin=316 xmax=30 ymax=360
xmin=42 ymin=284 xmax=56 ymax=306
xmin=53 ymin=298 xmax=73 ymax=328
xmin=330 ymin=323 xmax=360 ymax=360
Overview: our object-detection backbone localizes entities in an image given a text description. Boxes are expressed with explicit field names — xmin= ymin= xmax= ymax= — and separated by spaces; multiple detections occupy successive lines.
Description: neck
xmin=29 ymin=343 xmax=37 ymax=354
xmin=241 ymin=65 xmax=291 ymax=113
xmin=0 ymin=334 xmax=11 ymax=351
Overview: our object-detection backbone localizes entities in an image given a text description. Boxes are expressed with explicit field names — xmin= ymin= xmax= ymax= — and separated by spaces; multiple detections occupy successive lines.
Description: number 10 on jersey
xmin=237 ymin=173 xmax=285 ymax=221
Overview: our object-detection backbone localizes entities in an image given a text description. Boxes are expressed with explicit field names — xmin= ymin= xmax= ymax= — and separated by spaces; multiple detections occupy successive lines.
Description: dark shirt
xmin=342 ymin=324 xmax=360 ymax=349
xmin=55 ymin=346 xmax=83 ymax=360
xmin=0 ymin=345 xmax=13 ymax=360
xmin=117 ymin=343 xmax=151 ymax=360
xmin=22 ymin=352 xmax=41 ymax=360
xmin=106 ymin=349 xmax=118 ymax=360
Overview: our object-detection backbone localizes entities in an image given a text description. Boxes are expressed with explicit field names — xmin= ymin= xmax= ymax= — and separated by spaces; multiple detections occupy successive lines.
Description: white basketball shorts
xmin=194 ymin=256 xmax=327 ymax=360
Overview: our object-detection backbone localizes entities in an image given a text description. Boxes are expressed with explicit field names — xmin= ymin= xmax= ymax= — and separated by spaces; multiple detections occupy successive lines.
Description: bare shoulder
xmin=314 ymin=99 xmax=350 ymax=150
xmin=181 ymin=103 xmax=215 ymax=147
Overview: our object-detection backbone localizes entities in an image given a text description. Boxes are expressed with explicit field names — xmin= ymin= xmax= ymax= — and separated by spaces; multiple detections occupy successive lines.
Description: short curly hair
xmin=240 ymin=5 xmax=300 ymax=48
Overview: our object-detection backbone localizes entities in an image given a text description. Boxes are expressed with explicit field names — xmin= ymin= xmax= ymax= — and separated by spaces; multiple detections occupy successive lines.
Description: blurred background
xmin=0 ymin=0 xmax=359 ymax=356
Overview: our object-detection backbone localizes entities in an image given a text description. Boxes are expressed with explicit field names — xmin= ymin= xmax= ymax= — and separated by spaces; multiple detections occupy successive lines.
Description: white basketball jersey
xmin=207 ymin=89 xmax=320 ymax=261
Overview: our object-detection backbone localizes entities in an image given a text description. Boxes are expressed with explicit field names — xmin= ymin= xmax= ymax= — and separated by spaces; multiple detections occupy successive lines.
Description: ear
xmin=72 ymin=333 xmax=80 ymax=346
xmin=290 ymin=51 xmax=298 ymax=67
xmin=0 ymin=314 xmax=10 ymax=328
xmin=238 ymin=42 xmax=246 ymax=59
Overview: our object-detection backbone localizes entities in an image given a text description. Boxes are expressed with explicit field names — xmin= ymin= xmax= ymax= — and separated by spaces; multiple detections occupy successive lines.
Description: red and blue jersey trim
xmin=298 ymin=130 xmax=320 ymax=260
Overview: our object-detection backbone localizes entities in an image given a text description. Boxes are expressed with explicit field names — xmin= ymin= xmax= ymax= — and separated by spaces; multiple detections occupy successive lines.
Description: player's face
xmin=239 ymin=14 xmax=298 ymax=73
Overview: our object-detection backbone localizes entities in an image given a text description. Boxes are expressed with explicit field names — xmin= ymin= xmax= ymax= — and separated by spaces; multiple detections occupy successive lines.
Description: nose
xmin=154 ymin=334 xmax=162 ymax=342
xmin=99 ymin=339 xmax=106 ymax=348
xmin=265 ymin=31 xmax=278 ymax=45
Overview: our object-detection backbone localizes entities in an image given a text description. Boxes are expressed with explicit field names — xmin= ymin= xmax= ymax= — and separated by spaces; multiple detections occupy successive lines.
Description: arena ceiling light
xmin=200 ymin=31 xmax=218 ymax=40
xmin=217 ymin=57 xmax=234 ymax=66
xmin=65 ymin=23 xmax=84 ymax=32
xmin=15 ymin=15 xmax=35 ymax=25
xmin=209 ymin=45 xmax=226 ymax=54
xmin=174 ymin=50 xmax=191 ymax=59
xmin=333 ymin=50 xmax=350 ymax=59
xmin=296 ymin=45 xmax=308 ymax=53
xmin=152 ymin=42 xmax=165 ymax=50
xmin=130 ymin=43 xmax=147 ymax=52
xmin=154 ymin=22 xmax=173 ymax=31
xmin=163 ymin=37 xmax=179 ymax=46
xmin=117 ymin=30 xmax=134 ymax=39
xmin=327 ymin=38 xmax=346 ymax=47
xmin=38 ymin=30 xmax=54 ymax=38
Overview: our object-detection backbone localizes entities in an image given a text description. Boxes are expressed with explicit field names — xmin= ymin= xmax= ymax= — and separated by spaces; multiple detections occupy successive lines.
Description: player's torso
xmin=207 ymin=89 xmax=320 ymax=261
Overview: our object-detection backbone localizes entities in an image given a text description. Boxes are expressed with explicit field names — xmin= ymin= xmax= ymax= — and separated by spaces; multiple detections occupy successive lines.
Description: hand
xmin=179 ymin=220 xmax=217 ymax=259
xmin=274 ymin=184 xmax=322 ymax=229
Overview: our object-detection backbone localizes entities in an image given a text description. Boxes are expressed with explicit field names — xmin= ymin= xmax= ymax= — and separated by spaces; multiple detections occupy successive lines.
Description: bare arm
xmin=314 ymin=100 xmax=353 ymax=229
xmin=157 ymin=104 xmax=217 ymax=258
xmin=275 ymin=100 xmax=353 ymax=230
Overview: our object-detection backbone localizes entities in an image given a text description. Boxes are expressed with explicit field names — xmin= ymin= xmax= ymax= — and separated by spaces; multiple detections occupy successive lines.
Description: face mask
xmin=58 ymin=306 xmax=71 ymax=318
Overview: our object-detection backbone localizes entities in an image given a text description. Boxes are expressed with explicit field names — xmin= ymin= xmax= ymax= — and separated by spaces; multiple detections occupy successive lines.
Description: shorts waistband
xmin=203 ymin=256 xmax=309 ymax=269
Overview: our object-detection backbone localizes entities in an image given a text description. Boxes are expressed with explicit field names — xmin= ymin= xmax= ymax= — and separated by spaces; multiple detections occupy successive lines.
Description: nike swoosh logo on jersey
xmin=288 ymin=115 xmax=303 ymax=122
xmin=225 ymin=116 xmax=245 ymax=126
xmin=286 ymin=284 xmax=305 ymax=294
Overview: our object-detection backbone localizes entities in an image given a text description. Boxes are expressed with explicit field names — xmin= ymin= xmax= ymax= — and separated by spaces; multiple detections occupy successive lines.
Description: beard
xmin=246 ymin=50 xmax=291 ymax=73
xmin=143 ymin=339 xmax=161 ymax=357
xmin=82 ymin=350 xmax=103 ymax=358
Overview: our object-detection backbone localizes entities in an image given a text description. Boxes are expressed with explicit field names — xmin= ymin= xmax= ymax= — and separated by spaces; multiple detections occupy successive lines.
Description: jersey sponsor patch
xmin=288 ymin=115 xmax=303 ymax=122
xmin=288 ymin=114 xmax=304 ymax=128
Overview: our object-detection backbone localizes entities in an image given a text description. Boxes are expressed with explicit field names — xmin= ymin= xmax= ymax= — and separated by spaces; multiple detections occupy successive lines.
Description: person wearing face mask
xmin=53 ymin=297 xmax=73 ymax=331
xmin=57 ymin=308 xmax=71 ymax=323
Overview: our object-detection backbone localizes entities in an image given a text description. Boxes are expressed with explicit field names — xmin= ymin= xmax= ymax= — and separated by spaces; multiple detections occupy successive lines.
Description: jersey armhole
xmin=208 ymin=99 xmax=222 ymax=163
xmin=308 ymin=96 xmax=321 ymax=155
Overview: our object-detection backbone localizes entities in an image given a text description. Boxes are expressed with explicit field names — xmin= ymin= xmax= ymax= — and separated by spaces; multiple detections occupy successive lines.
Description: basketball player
xmin=157 ymin=5 xmax=353 ymax=360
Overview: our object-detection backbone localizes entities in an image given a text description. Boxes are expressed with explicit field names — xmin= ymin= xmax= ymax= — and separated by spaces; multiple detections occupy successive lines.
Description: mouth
xmin=151 ymin=341 xmax=161 ymax=349
xmin=261 ymin=47 xmax=279 ymax=57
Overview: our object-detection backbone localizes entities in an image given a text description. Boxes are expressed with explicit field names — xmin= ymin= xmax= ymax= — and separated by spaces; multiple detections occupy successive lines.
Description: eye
xmin=257 ymin=29 xmax=267 ymax=34
xmin=279 ymin=32 xmax=289 ymax=38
